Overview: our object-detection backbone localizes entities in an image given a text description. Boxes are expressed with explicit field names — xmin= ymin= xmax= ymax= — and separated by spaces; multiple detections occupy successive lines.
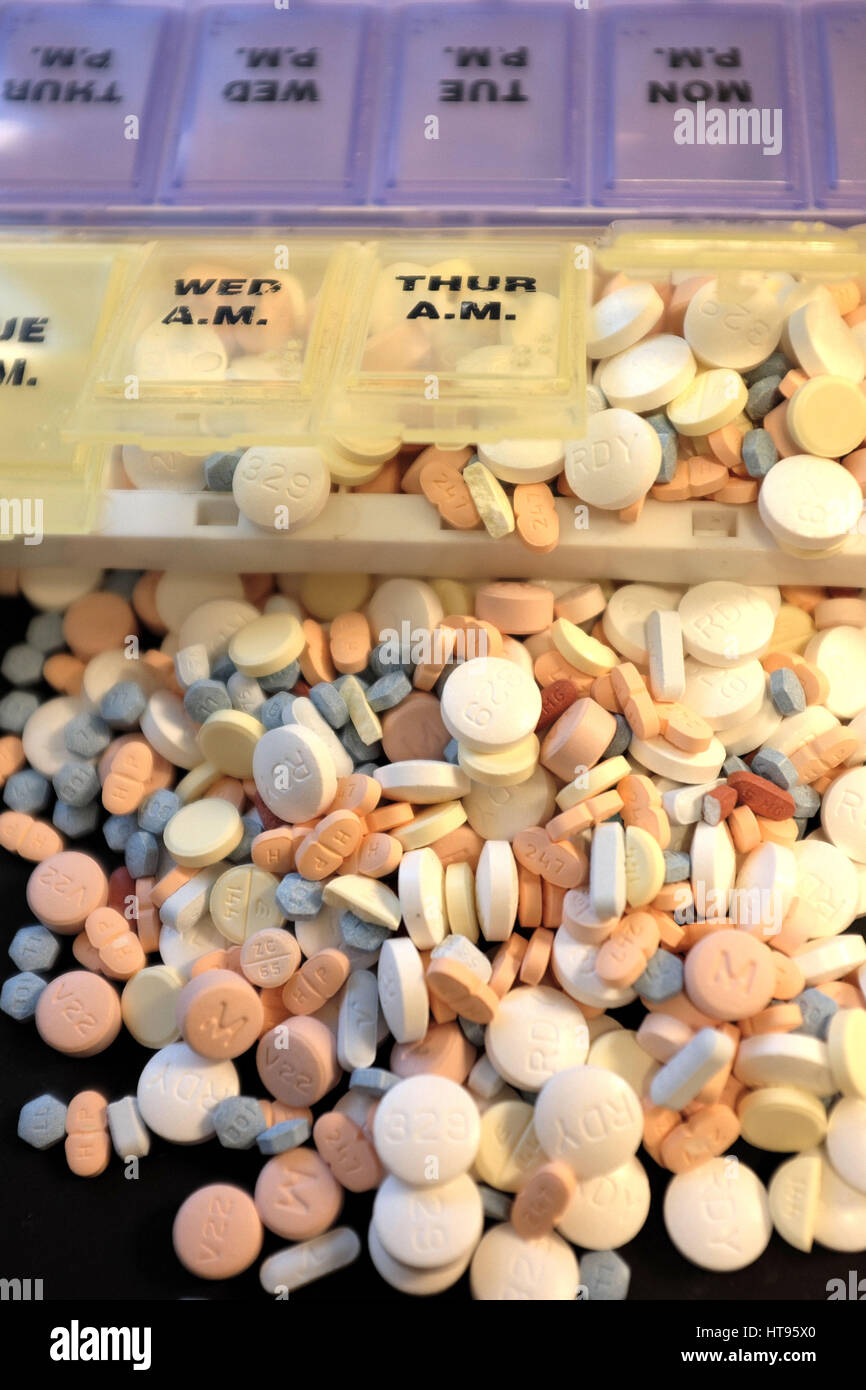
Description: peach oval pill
xmin=256 ymin=1015 xmax=340 ymax=1106
xmin=255 ymin=1147 xmax=343 ymax=1240
xmin=511 ymin=1160 xmax=577 ymax=1239
xmin=35 ymin=971 xmax=121 ymax=1056
xmin=65 ymin=1090 xmax=111 ymax=1179
xmin=177 ymin=969 xmax=264 ymax=1059
xmin=27 ymin=852 xmax=109 ymax=934
xmin=173 ymin=1183 xmax=263 ymax=1280
xmin=313 ymin=1112 xmax=384 ymax=1193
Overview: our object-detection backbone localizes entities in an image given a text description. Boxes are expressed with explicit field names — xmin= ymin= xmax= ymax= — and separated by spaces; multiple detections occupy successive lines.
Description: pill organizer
xmin=0 ymin=0 xmax=864 ymax=220
xmin=2 ymin=218 xmax=866 ymax=581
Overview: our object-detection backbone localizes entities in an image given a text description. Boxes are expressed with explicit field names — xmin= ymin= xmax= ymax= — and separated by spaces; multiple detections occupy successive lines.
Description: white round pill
xmin=252 ymin=724 xmax=336 ymax=822
xmin=758 ymin=455 xmax=863 ymax=552
xmin=684 ymin=277 xmax=784 ymax=370
xmin=682 ymin=657 xmax=766 ymax=731
xmin=136 ymin=1041 xmax=239 ymax=1143
xmin=476 ymin=438 xmax=565 ymax=484
xmin=826 ymin=1098 xmax=866 ymax=1195
xmin=534 ymin=1065 xmax=643 ymax=1178
xmin=667 ymin=367 xmax=747 ymax=435
xmin=821 ymin=767 xmax=866 ymax=862
xmin=232 ymin=446 xmax=331 ymax=532
xmin=485 ymin=986 xmax=589 ymax=1091
xmin=787 ymin=298 xmax=865 ymax=383
xmin=367 ymin=1220 xmax=471 ymax=1296
xmin=470 ymin=1223 xmax=579 ymax=1301
xmin=377 ymin=937 xmax=429 ymax=1044
xmin=372 ymin=1172 xmax=483 ymax=1269
xmin=597 ymin=335 xmax=696 ymax=412
xmin=813 ymin=1148 xmax=866 ymax=1252
xmin=806 ymin=626 xmax=866 ymax=719
xmin=663 ymin=1158 xmax=772 ymax=1271
xmin=440 ymin=657 xmax=540 ymax=751
xmin=366 ymin=578 xmax=443 ymax=642
xmin=552 ymin=928 xmax=637 ymax=1008
xmin=463 ymin=764 xmax=556 ymax=841
xmin=564 ymin=409 xmax=661 ymax=510
xmin=22 ymin=697 xmax=87 ymax=776
xmin=602 ymin=583 xmax=683 ymax=665
xmin=121 ymin=446 xmax=206 ymax=494
xmin=556 ymin=1155 xmax=651 ymax=1249
xmin=586 ymin=282 xmax=665 ymax=359
xmin=134 ymin=320 xmax=227 ymax=381
xmin=678 ymin=582 xmax=774 ymax=667
xmin=373 ymin=1076 xmax=481 ymax=1185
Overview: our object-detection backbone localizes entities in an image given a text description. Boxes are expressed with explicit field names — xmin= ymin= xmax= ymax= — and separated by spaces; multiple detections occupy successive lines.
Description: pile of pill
xmin=4 ymin=565 xmax=866 ymax=1298
xmin=122 ymin=269 xmax=866 ymax=559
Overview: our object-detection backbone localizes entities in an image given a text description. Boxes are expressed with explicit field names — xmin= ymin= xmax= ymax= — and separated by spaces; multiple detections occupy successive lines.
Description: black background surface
xmin=0 ymin=591 xmax=861 ymax=1305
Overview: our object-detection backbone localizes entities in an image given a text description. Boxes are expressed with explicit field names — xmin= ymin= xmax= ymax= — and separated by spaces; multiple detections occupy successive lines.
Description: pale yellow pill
xmin=174 ymin=762 xmax=223 ymax=805
xmin=667 ymin=368 xmax=748 ymax=436
xmin=209 ymin=864 xmax=284 ymax=943
xmin=787 ymin=376 xmax=866 ymax=459
xmin=429 ymin=579 xmax=475 ymax=617
xmin=299 ymin=573 xmax=373 ymax=621
xmin=463 ymin=461 xmax=515 ymax=540
xmin=770 ymin=604 xmax=815 ymax=655
xmin=322 ymin=875 xmax=401 ymax=930
xmin=551 ymin=618 xmax=617 ymax=676
xmin=827 ymin=1009 xmax=866 ymax=1098
xmin=475 ymin=1100 xmax=544 ymax=1193
xmin=457 ymin=734 xmax=540 ymax=788
xmin=768 ymin=1150 xmax=822 ymax=1252
xmin=163 ymin=799 xmax=244 ymax=868
xmin=199 ymin=710 xmax=265 ymax=779
xmin=445 ymin=862 xmax=480 ymax=943
xmin=121 ymin=964 xmax=184 ymax=1049
xmin=738 ymin=1087 xmax=828 ymax=1153
xmin=556 ymin=756 xmax=631 ymax=811
xmin=587 ymin=1028 xmax=659 ymax=1098
xmin=228 ymin=614 xmax=305 ymax=677
xmin=625 ymin=825 xmax=666 ymax=908
xmin=393 ymin=800 xmax=468 ymax=852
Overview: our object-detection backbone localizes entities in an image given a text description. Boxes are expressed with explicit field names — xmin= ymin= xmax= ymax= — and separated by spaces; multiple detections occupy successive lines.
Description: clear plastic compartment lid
xmin=593 ymin=218 xmax=866 ymax=278
xmin=592 ymin=3 xmax=806 ymax=210
xmin=163 ymin=3 xmax=376 ymax=205
xmin=0 ymin=240 xmax=129 ymax=535
xmin=808 ymin=2 xmax=866 ymax=208
xmin=70 ymin=235 xmax=356 ymax=448
xmin=0 ymin=3 xmax=178 ymax=203
xmin=321 ymin=234 xmax=588 ymax=445
xmin=374 ymin=2 xmax=584 ymax=205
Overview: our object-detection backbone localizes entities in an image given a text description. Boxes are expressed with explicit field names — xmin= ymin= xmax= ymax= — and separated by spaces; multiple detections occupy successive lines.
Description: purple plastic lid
xmin=373 ymin=2 xmax=585 ymax=205
xmin=0 ymin=3 xmax=177 ymax=203
xmin=592 ymin=3 xmax=807 ymax=210
xmin=808 ymin=3 xmax=866 ymax=208
xmin=162 ymin=3 xmax=376 ymax=205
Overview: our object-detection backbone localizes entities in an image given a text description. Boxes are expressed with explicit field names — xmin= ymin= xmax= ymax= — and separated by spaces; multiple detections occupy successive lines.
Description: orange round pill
xmin=256 ymin=1015 xmax=340 ymax=1106
xmin=390 ymin=1020 xmax=476 ymax=1083
xmin=684 ymin=928 xmax=776 ymax=1021
xmin=35 ymin=970 xmax=121 ymax=1056
xmin=173 ymin=1183 xmax=263 ymax=1280
xmin=63 ymin=591 xmax=137 ymax=659
xmin=27 ymin=852 xmax=109 ymax=933
xmin=254 ymin=1147 xmax=343 ymax=1240
xmin=511 ymin=1160 xmax=576 ymax=1239
xmin=329 ymin=773 xmax=381 ymax=816
xmin=177 ymin=969 xmax=264 ymax=1059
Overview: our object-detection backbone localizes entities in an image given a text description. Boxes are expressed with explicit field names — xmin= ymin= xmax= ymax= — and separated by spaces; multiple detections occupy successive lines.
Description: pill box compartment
xmin=162 ymin=3 xmax=378 ymax=207
xmin=372 ymin=2 xmax=584 ymax=207
xmin=0 ymin=2 xmax=181 ymax=206
xmin=321 ymin=234 xmax=588 ymax=445
xmin=70 ymin=235 xmax=358 ymax=449
xmin=591 ymin=1 xmax=807 ymax=211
